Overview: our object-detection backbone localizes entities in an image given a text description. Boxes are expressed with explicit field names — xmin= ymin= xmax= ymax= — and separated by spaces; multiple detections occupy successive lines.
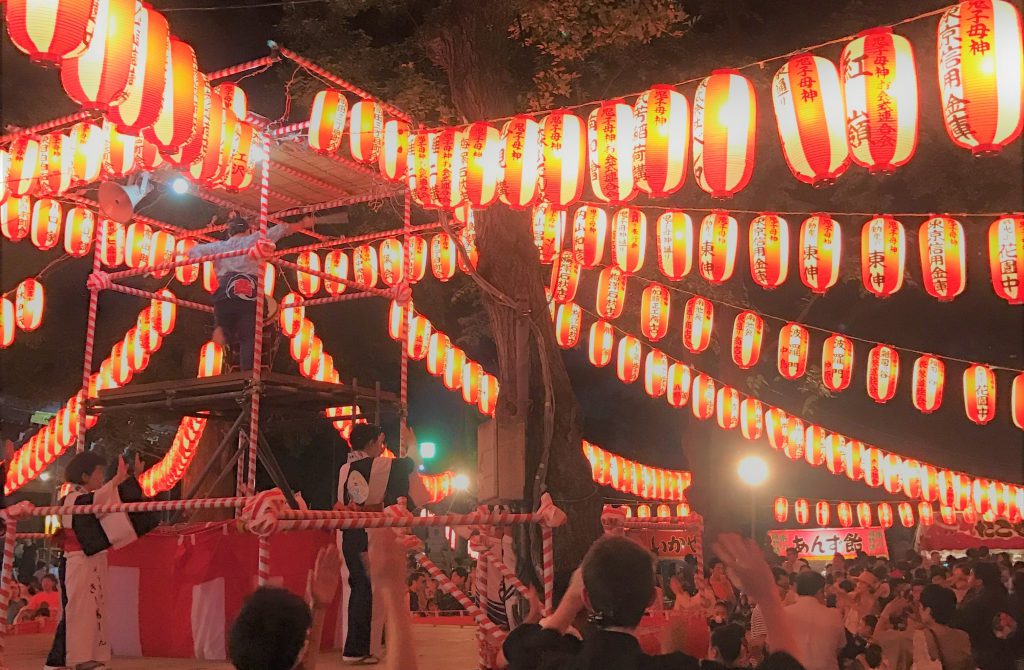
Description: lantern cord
xmin=162 ymin=0 xmax=329 ymax=10
xmin=1 ymin=254 xmax=74 ymax=300
xmin=572 ymin=201 xmax=1019 ymax=220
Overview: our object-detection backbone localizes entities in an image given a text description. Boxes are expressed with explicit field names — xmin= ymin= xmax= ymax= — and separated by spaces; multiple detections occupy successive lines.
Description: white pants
xmin=66 ymin=551 xmax=111 ymax=665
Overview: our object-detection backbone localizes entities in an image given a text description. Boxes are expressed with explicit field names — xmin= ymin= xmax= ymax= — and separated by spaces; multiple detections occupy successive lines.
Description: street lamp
xmin=737 ymin=455 xmax=768 ymax=542
xmin=452 ymin=473 xmax=470 ymax=491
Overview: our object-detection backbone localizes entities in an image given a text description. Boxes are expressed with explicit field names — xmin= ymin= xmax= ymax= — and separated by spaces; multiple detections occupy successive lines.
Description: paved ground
xmin=3 ymin=625 xmax=480 ymax=669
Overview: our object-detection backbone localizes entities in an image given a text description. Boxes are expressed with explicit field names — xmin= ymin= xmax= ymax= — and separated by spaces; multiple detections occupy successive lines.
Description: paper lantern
xmin=912 ymin=355 xmax=945 ymax=413
xmin=426 ymin=331 xmax=449 ymax=376
xmin=813 ymin=501 xmax=830 ymax=527
xmin=458 ymin=122 xmax=499 ymax=207
xmin=861 ymin=216 xmax=906 ymax=298
xmin=172 ymin=77 xmax=214 ymax=167
xmin=295 ymin=251 xmax=322 ymax=297
xmin=616 ymin=336 xmax=642 ymax=384
xmin=633 ymin=86 xmax=689 ymax=197
xmin=845 ymin=441 xmax=867 ymax=481
xmin=110 ymin=342 xmax=132 ymax=386
xmin=198 ymin=341 xmax=224 ymax=378
xmin=862 ymin=447 xmax=884 ymax=488
xmin=462 ymin=361 xmax=482 ymax=404
xmin=539 ymin=111 xmax=586 ymax=207
xmin=841 ymin=28 xmax=919 ymax=173
xmin=147 ymin=230 xmax=176 ymax=278
xmin=389 ymin=300 xmax=409 ymax=342
xmin=794 ymin=499 xmax=810 ymax=525
xmin=919 ymin=217 xmax=966 ymax=301
xmin=174 ymin=239 xmax=198 ymax=285
xmin=321 ymin=249 xmax=349 ymax=295
xmin=857 ymin=502 xmax=873 ymax=527
xmin=681 ymin=297 xmax=713 ymax=353
xmin=550 ymin=251 xmax=580 ymax=304
xmin=353 ymin=245 xmax=378 ymax=288
xmin=103 ymin=125 xmax=138 ymax=178
xmin=693 ymin=70 xmax=757 ymax=197
xmin=798 ymin=214 xmax=842 ymax=293
xmin=774 ymin=497 xmax=789 ymax=523
xmin=588 ymin=320 xmax=615 ymax=368
xmin=667 ymin=363 xmax=692 ymax=408
xmin=138 ymin=138 xmax=163 ymax=171
xmin=739 ymin=398 xmax=763 ymax=440
xmin=988 ymin=215 xmax=1024 ymax=304
xmin=964 ymin=364 xmax=997 ymax=425
xmin=832 ymin=502 xmax=851 ymax=528
xmin=783 ymin=416 xmax=805 ymax=460
xmin=611 ymin=208 xmax=646 ymax=274
xmin=30 ymin=198 xmax=62 ymax=251
xmin=1 ymin=298 xmax=16 ymax=348
xmin=308 ymin=90 xmax=348 ymax=153
xmin=1013 ymin=373 xmax=1024 ymax=430
xmin=901 ymin=459 xmax=923 ymax=499
xmin=639 ymin=283 xmax=671 ymax=342
xmin=564 ymin=208 xmax=606 ymax=271
xmin=349 ymin=99 xmax=383 ymax=163
xmin=222 ymin=123 xmax=258 ymax=192
xmin=106 ymin=4 xmax=169 ymax=134
xmin=498 ymin=115 xmax=541 ymax=209
xmin=150 ymin=289 xmax=176 ymax=336
xmin=457 ymin=227 xmax=478 ymax=273
xmin=15 ymin=279 xmax=44 ymax=331
xmin=68 ymin=122 xmax=104 ymax=185
xmin=532 ymin=204 xmax=565 ymax=264
xmin=136 ymin=308 xmax=161 ymax=354
xmin=403 ymin=235 xmax=427 ymax=283
xmin=378 ymin=238 xmax=405 ymax=287
xmin=822 ymin=333 xmax=854 ymax=392
xmin=443 ymin=347 xmax=466 ymax=391
xmin=478 ymin=374 xmax=499 ymax=416
xmin=2 ymin=196 xmax=32 ymax=241
xmin=939 ymin=471 xmax=973 ymax=510
xmin=898 ymin=502 xmax=915 ymax=528
xmin=731 ymin=311 xmax=764 ymax=369
xmin=698 ymin=212 xmax=739 ymax=283
xmin=804 ymin=425 xmax=826 ymax=466
xmin=0 ymin=149 xmax=10 ymax=205
xmin=691 ymin=374 xmax=716 ymax=420
xmin=973 ymin=479 xmax=995 ymax=515
xmin=289 ymin=319 xmax=315 ymax=361
xmin=823 ymin=434 xmax=846 ymax=474
xmin=716 ymin=386 xmax=740 ymax=429
xmin=877 ymin=502 xmax=894 ymax=529
xmin=918 ymin=502 xmax=934 ymax=526
xmin=882 ymin=453 xmax=904 ymax=494
xmin=8 ymin=138 xmax=39 ymax=197
xmin=369 ymin=118 xmax=408 ymax=182
xmin=777 ymin=323 xmax=809 ymax=380
xmin=588 ymin=99 xmax=636 ymax=203
xmin=123 ymin=222 xmax=152 ymax=271
xmin=63 ymin=207 xmax=94 ymax=257
xmin=866 ymin=344 xmax=900 ymax=403
xmin=937 ymin=1 xmax=1024 ymax=154
xmin=38 ymin=133 xmax=72 ymax=196
xmin=555 ymin=303 xmax=583 ymax=349
xmin=5 ymin=0 xmax=99 ymax=64
xmin=145 ymin=38 xmax=198 ymax=152
xmin=97 ymin=218 xmax=125 ymax=267
xmin=644 ymin=350 xmax=669 ymax=398
xmin=279 ymin=292 xmax=304 ymax=337
xmin=748 ymin=214 xmax=790 ymax=289
xmin=405 ymin=315 xmax=431 ymax=361
xmin=59 ymin=0 xmax=137 ymax=109
xmin=431 ymin=127 xmax=465 ymax=211
xmin=655 ymin=211 xmax=693 ymax=280
xmin=430 ymin=233 xmax=457 ymax=281
xmin=596 ymin=267 xmax=626 ymax=319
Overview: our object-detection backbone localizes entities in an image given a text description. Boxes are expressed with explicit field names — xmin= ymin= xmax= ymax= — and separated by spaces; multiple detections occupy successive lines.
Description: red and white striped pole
xmin=247 ymin=134 xmax=272 ymax=496
xmin=0 ymin=516 xmax=20 ymax=666
xmin=76 ymin=245 xmax=103 ymax=452
xmin=414 ymin=551 xmax=505 ymax=643
xmin=257 ymin=535 xmax=270 ymax=586
xmin=541 ymin=525 xmax=554 ymax=615
xmin=399 ymin=191 xmax=411 ymax=455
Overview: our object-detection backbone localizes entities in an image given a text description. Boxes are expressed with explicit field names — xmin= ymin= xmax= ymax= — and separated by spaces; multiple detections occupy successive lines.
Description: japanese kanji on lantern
xmin=616 ymin=335 xmax=643 ymax=383
xmin=822 ymin=333 xmax=854 ymax=392
xmin=919 ymin=216 xmax=966 ymax=301
xmin=633 ymin=85 xmax=689 ymax=197
xmin=30 ymin=198 xmax=62 ymax=251
xmin=912 ymin=355 xmax=946 ymax=414
xmin=691 ymin=373 xmax=716 ymax=420
xmin=296 ymin=250 xmax=322 ymax=296
xmin=379 ymin=238 xmax=405 ymax=287
xmin=698 ymin=211 xmax=739 ymax=283
xmin=3 ymin=196 xmax=32 ymax=241
xmin=589 ymin=320 xmax=615 ymax=367
xmin=778 ymin=322 xmax=809 ymax=380
xmin=104 ymin=125 xmax=139 ymax=178
xmin=716 ymin=386 xmax=740 ymax=430
xmin=550 ymin=251 xmax=581 ymax=303
xmin=573 ymin=205 xmax=608 ymax=267
xmin=106 ymin=3 xmax=170 ymax=135
xmin=499 ymin=115 xmax=541 ymax=208
xmin=988 ymin=214 xmax=1023 ymax=304
xmin=430 ymin=232 xmax=457 ymax=281
xmin=772 ymin=54 xmax=850 ymax=186
xmin=640 ymin=283 xmax=671 ymax=341
xmin=866 ymin=344 xmax=900 ymax=403
xmin=667 ymin=362 xmax=692 ymax=408
xmin=731 ymin=310 xmax=764 ymax=369
xmin=8 ymin=138 xmax=40 ymax=197
xmin=353 ymin=244 xmax=379 ymax=287
xmin=611 ymin=207 xmax=646 ymax=274
xmin=656 ymin=211 xmax=693 ymax=280
xmin=15 ymin=278 xmax=44 ymax=331
xmin=861 ymin=215 xmax=906 ymax=298
xmin=426 ymin=331 xmax=449 ymax=376
xmin=407 ymin=130 xmax=435 ymax=208
xmin=38 ymin=133 xmax=72 ymax=196
xmin=70 ymin=121 xmax=104 ymax=185
xmin=749 ymin=214 xmax=789 ymax=289
xmin=681 ymin=296 xmax=713 ymax=353
xmin=555 ymin=302 xmax=583 ymax=349
xmin=774 ymin=497 xmax=789 ymax=523
xmin=692 ymin=69 xmax=757 ymax=198
xmin=431 ymin=127 xmax=465 ymax=210
xmin=937 ymin=0 xmax=1024 ymax=155
xmin=63 ymin=206 xmax=94 ymax=257
xmin=596 ymin=266 xmax=626 ymax=319
xmin=539 ymin=110 xmax=586 ymax=207
xmin=589 ymin=99 xmax=637 ymax=204
xmin=644 ymin=349 xmax=669 ymax=398
xmin=963 ymin=364 xmax=997 ymax=425
xmin=741 ymin=398 xmax=763 ymax=439
xmin=145 ymin=37 xmax=198 ymax=153
xmin=532 ymin=203 xmax=565 ymax=264
xmin=805 ymin=425 xmax=826 ymax=466
xmin=308 ymin=89 xmax=348 ymax=153
xmin=349 ymin=99 xmax=384 ymax=163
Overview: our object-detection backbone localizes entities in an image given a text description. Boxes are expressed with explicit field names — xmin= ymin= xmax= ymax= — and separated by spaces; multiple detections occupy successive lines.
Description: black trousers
xmin=341 ymin=530 xmax=372 ymax=658
xmin=214 ymin=297 xmax=257 ymax=371
xmin=45 ymin=556 xmax=68 ymax=667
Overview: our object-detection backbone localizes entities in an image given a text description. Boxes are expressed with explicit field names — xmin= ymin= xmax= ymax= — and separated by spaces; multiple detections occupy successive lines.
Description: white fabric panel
xmin=107 ymin=566 xmax=143 ymax=657
xmin=191 ymin=577 xmax=227 ymax=661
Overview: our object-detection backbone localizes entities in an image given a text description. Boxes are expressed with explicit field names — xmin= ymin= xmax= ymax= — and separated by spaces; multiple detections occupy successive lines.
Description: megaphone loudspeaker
xmin=98 ymin=173 xmax=152 ymax=224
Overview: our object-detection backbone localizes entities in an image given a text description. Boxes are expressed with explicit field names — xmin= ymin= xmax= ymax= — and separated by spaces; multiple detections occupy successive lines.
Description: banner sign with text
xmin=916 ymin=517 xmax=1024 ymax=551
xmin=768 ymin=527 xmax=889 ymax=559
xmin=626 ymin=527 xmax=701 ymax=558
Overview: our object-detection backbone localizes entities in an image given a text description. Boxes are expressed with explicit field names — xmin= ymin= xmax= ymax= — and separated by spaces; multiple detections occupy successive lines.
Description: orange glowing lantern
xmin=667 ymin=362 xmax=692 ymax=408
xmin=550 ymin=251 xmax=581 ymax=304
xmin=822 ymin=333 xmax=854 ymax=392
xmin=774 ymin=497 xmax=789 ymax=523
xmin=308 ymin=90 xmax=348 ymax=153
xmin=431 ymin=127 xmax=465 ymax=211
xmin=0 ymin=149 xmax=11 ymax=206
xmin=898 ymin=502 xmax=915 ymax=527
xmin=988 ymin=215 xmax=1024 ymax=304
xmin=596 ymin=266 xmax=626 ymax=319
xmin=148 ymin=230 xmax=176 ymax=277
xmin=150 ymin=289 xmax=176 ymax=335
xmin=644 ymin=350 xmax=669 ymax=398
xmin=964 ymin=364 xmax=997 ymax=425
xmin=611 ymin=208 xmax=646 ymax=274
xmin=918 ymin=503 xmax=934 ymax=526
xmin=799 ymin=214 xmax=842 ymax=293
xmin=107 ymin=4 xmax=168 ymax=134
xmin=174 ymin=239 xmax=198 ymax=285
xmin=427 ymin=332 xmax=449 ymax=376
xmin=814 ymin=501 xmax=830 ymax=527
xmin=862 ymin=216 xmax=906 ymax=298
xmin=919 ymin=217 xmax=966 ymax=301
xmin=740 ymin=398 xmax=763 ymax=440
xmin=861 ymin=446 xmax=883 ymax=488
xmin=324 ymin=250 xmax=349 ymax=295
xmin=173 ymin=77 xmax=215 ymax=167
xmin=97 ymin=218 xmax=125 ymax=267
xmin=866 ymin=344 xmax=900 ymax=403
xmin=973 ymin=479 xmax=994 ymax=516
xmin=296 ymin=251 xmax=322 ymax=297
xmin=681 ymin=296 xmax=713 ymax=353
xmin=30 ymin=198 xmax=62 ymax=251
xmin=1013 ymin=373 xmax=1024 ymax=430
xmin=405 ymin=235 xmax=427 ymax=283
xmin=378 ymin=119 xmax=410 ymax=182
xmin=69 ymin=122 xmax=103 ymax=185
xmin=633 ymin=86 xmax=689 ymax=197
xmin=144 ymin=38 xmax=198 ymax=152
xmin=656 ymin=211 xmax=693 ymax=280
xmin=841 ymin=28 xmax=919 ymax=173
xmin=716 ymin=386 xmax=740 ymax=430
xmin=588 ymin=321 xmax=615 ymax=368
xmin=223 ymin=123 xmax=258 ymax=192
xmin=499 ymin=115 xmax=540 ymax=209
xmin=279 ymin=292 xmax=304 ymax=337
xmin=443 ymin=347 xmax=466 ymax=391
xmin=539 ymin=111 xmax=586 ymax=207
xmin=379 ymin=238 xmax=405 ymax=287
xmin=103 ymin=125 xmax=138 ymax=178
xmin=698 ymin=212 xmax=738 ymax=283
xmin=430 ymin=233 xmax=457 ymax=281
xmin=616 ymin=336 xmax=642 ymax=384
xmin=2 ymin=196 xmax=32 ymax=242
xmin=353 ymin=244 xmax=379 ymax=287
xmin=110 ymin=341 xmax=132 ymax=385
xmin=405 ymin=315 xmax=431 ymax=361
xmin=882 ymin=453 xmax=904 ymax=494
xmin=857 ymin=502 xmax=873 ymax=527
xmin=784 ymin=417 xmax=805 ymax=460
xmin=588 ymin=99 xmax=636 ymax=204
xmin=748 ymin=214 xmax=789 ymax=289
xmin=462 ymin=361 xmax=482 ymax=404
xmin=198 ymin=341 xmax=224 ymax=378
xmin=59 ymin=0 xmax=136 ymax=110
xmin=533 ymin=204 xmax=565 ymax=264
xmin=289 ymin=319 xmax=315 ymax=361
xmin=349 ymin=99 xmax=383 ymax=163
xmin=640 ymin=283 xmax=671 ymax=342
xmin=901 ymin=459 xmax=923 ymax=499
xmin=765 ymin=407 xmax=789 ymax=450
xmin=845 ymin=441 xmax=867 ymax=482
xmin=14 ymin=279 xmax=44 ymax=331
xmin=693 ymin=70 xmax=757 ymax=198
xmin=912 ymin=355 xmax=945 ymax=413
xmin=460 ymin=122 xmax=500 ymax=208
xmin=794 ymin=499 xmax=810 ymax=525
xmin=877 ymin=502 xmax=894 ymax=529
xmin=731 ymin=311 xmax=764 ymax=369
xmin=124 ymin=222 xmax=152 ymax=270
xmin=937 ymin=1 xmax=1024 ymax=155
xmin=8 ymin=138 xmax=39 ymax=197
xmin=572 ymin=205 xmax=608 ymax=267
xmin=777 ymin=323 xmax=809 ymax=380
xmin=38 ymin=133 xmax=72 ymax=196
xmin=823 ymin=434 xmax=846 ymax=474
xmin=478 ymin=374 xmax=499 ymax=416
xmin=691 ymin=374 xmax=716 ymax=420
xmin=555 ymin=303 xmax=583 ymax=349
xmin=62 ymin=205 xmax=97 ymax=256
xmin=5 ymin=0 xmax=99 ymax=64
xmin=1 ymin=299 xmax=15 ymax=348
xmin=804 ymin=425 xmax=826 ymax=466
xmin=138 ymin=138 xmax=163 ymax=171
xmin=457 ymin=228 xmax=478 ymax=273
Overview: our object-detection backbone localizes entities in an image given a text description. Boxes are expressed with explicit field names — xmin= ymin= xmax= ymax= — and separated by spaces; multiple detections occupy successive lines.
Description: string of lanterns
xmin=582 ymin=440 xmax=692 ymax=502
xmin=773 ymin=496 xmax=994 ymax=528
xmin=608 ymin=502 xmax=694 ymax=519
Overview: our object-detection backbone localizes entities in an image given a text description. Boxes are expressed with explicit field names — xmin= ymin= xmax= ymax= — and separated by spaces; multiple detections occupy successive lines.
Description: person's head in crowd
xmin=795 ymin=570 xmax=827 ymax=601
xmin=408 ymin=571 xmax=426 ymax=591
xmin=710 ymin=558 xmax=727 ymax=580
xmin=857 ymin=614 xmax=878 ymax=638
xmin=760 ymin=652 xmax=805 ymax=670
xmin=229 ymin=586 xmax=312 ymax=670
xmin=785 ymin=548 xmax=799 ymax=563
xmin=580 ymin=536 xmax=656 ymax=630
xmin=838 ymin=579 xmax=855 ymax=593
xmin=895 ymin=560 xmax=912 ymax=576
xmin=450 ymin=567 xmax=468 ymax=589
xmin=971 ymin=561 xmax=1003 ymax=591
xmin=966 ymin=548 xmax=978 ymax=560
xmin=710 ymin=623 xmax=747 ymax=667
xmin=929 ymin=551 xmax=942 ymax=565
xmin=919 ymin=584 xmax=958 ymax=626
xmin=978 ymin=546 xmax=990 ymax=560
xmin=911 ymin=579 xmax=927 ymax=601
xmin=797 ymin=558 xmax=812 ymax=572
xmin=711 ymin=601 xmax=729 ymax=623
xmin=929 ymin=565 xmax=948 ymax=584
xmin=872 ymin=565 xmax=888 ymax=582
xmin=64 ymin=451 xmax=107 ymax=491
xmin=347 ymin=424 xmax=386 ymax=459
xmin=772 ymin=567 xmax=791 ymax=599
xmin=855 ymin=570 xmax=880 ymax=596
xmin=849 ymin=566 xmax=864 ymax=578
xmin=913 ymin=568 xmax=928 ymax=582
xmin=669 ymin=574 xmax=696 ymax=598
xmin=424 ymin=577 xmax=437 ymax=598
xmin=40 ymin=574 xmax=57 ymax=592
xmin=862 ymin=643 xmax=884 ymax=670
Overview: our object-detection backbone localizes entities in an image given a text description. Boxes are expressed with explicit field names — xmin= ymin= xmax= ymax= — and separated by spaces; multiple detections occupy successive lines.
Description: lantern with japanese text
xmin=794 ymin=499 xmax=810 ymax=525
xmin=822 ymin=333 xmax=855 ymax=392
xmin=937 ymin=1 xmax=1024 ymax=155
xmin=426 ymin=331 xmax=449 ymax=376
xmin=308 ymin=90 xmax=348 ymax=153
xmin=616 ymin=336 xmax=642 ymax=384
xmin=918 ymin=502 xmax=934 ymax=526
xmin=104 ymin=125 xmax=138 ymax=178
xmin=59 ymin=0 xmax=137 ymax=110
xmin=862 ymin=216 xmax=906 ymax=298
xmin=824 ymin=434 xmax=847 ymax=474
xmin=97 ymin=218 xmax=125 ymax=267
xmin=30 ymin=198 xmax=61 ymax=251
xmin=964 ymin=364 xmax=997 ymax=425
xmin=323 ymin=250 xmax=349 ymax=295
xmin=572 ymin=205 xmax=607 ymax=267
xmin=374 ymin=119 xmax=409 ymax=183
xmin=740 ymin=398 xmax=763 ymax=440
xmin=656 ymin=211 xmax=693 ymax=280
xmin=854 ymin=501 xmax=871 ymax=527
xmin=296 ymin=251 xmax=322 ymax=297
xmin=866 ymin=344 xmax=900 ymax=403
xmin=2 ymin=196 xmax=32 ymax=242
xmin=749 ymin=214 xmax=789 ymax=289
xmin=499 ymin=115 xmax=541 ymax=209
xmin=378 ymin=238 xmax=405 ymax=287
xmin=150 ymin=289 xmax=176 ymax=336
xmin=38 ymin=133 xmax=72 ymax=196
xmin=611 ymin=208 xmax=646 ymax=274
xmin=353 ymin=245 xmax=378 ymax=288
xmin=5 ymin=0 xmax=99 ymax=64
xmin=783 ymin=416 xmax=805 ymax=460
xmin=693 ymin=70 xmax=757 ymax=197
xmin=107 ymin=4 xmax=168 ymax=134
xmin=640 ymin=283 xmax=671 ymax=342
xmin=145 ymin=38 xmax=198 ymax=152
xmin=644 ymin=350 xmax=669 ymax=398
xmin=691 ymin=374 xmax=716 ymax=420
xmin=940 ymin=470 xmax=972 ymax=510
xmin=461 ymin=361 xmax=482 ymax=404
xmin=198 ymin=341 xmax=224 ymax=378
xmin=919 ymin=217 xmax=966 ymax=301
xmin=289 ymin=319 xmax=315 ymax=361
xmin=223 ymin=123 xmax=258 ymax=192
xmin=912 ymin=355 xmax=945 ymax=413
xmin=841 ymin=28 xmax=919 ymax=173
xmin=846 ymin=441 xmax=866 ymax=481
xmin=589 ymin=321 xmax=615 ymax=368
xmin=539 ymin=111 xmax=586 ymax=207
xmin=731 ymin=311 xmax=764 ymax=369
xmin=405 ymin=235 xmax=427 ymax=283
xmin=1 ymin=299 xmax=15 ymax=349
xmin=15 ymin=279 xmax=44 ymax=331
xmin=877 ymin=502 xmax=894 ymax=528
xmin=148 ymin=231 xmax=176 ymax=278
xmin=279 ymin=292 xmax=304 ymax=337
xmin=349 ymin=99 xmax=383 ymax=163
xmin=555 ymin=302 xmax=583 ymax=349
xmin=174 ymin=239 xmax=198 ymax=285
xmin=8 ymin=138 xmax=39 ymax=197
xmin=124 ymin=222 xmax=151 ymax=269
xmin=69 ymin=122 xmax=103 ymax=185
xmin=63 ymin=207 xmax=94 ymax=257
xmin=814 ymin=501 xmax=830 ymax=527
xmin=110 ymin=342 xmax=132 ymax=385
xmin=716 ymin=386 xmax=740 ymax=430
xmin=681 ymin=296 xmax=713 ymax=353
xmin=988 ymin=215 xmax=1023 ymax=304
xmin=882 ymin=453 xmax=904 ymax=494
xmin=804 ymin=425 xmax=826 ymax=466
xmin=174 ymin=77 xmax=216 ymax=168
xmin=405 ymin=315 xmax=431 ymax=361
xmin=588 ymin=99 xmax=636 ymax=203
xmin=698 ymin=212 xmax=738 ymax=283
xmin=431 ymin=127 xmax=465 ymax=211
xmin=861 ymin=446 xmax=883 ymax=487
xmin=778 ymin=323 xmax=809 ymax=380
xmin=901 ymin=459 xmax=923 ymax=499
xmin=0 ymin=149 xmax=9 ymax=205
xmin=799 ymin=214 xmax=842 ymax=293
xmin=459 ymin=122 xmax=499 ymax=207
xmin=596 ymin=267 xmax=626 ymax=319
xmin=1013 ymin=373 xmax=1024 ymax=430
xmin=430 ymin=233 xmax=457 ymax=282
xmin=533 ymin=204 xmax=565 ymax=264
xmin=973 ymin=479 xmax=995 ymax=516
xmin=667 ymin=362 xmax=692 ymax=408
xmin=633 ymin=86 xmax=689 ymax=197
xmin=443 ymin=347 xmax=466 ymax=391
xmin=551 ymin=251 xmax=580 ymax=304
xmin=774 ymin=497 xmax=789 ymax=523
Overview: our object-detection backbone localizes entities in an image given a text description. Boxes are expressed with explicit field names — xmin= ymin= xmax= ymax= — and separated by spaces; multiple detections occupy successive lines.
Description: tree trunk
xmin=182 ymin=419 xmax=237 ymax=523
